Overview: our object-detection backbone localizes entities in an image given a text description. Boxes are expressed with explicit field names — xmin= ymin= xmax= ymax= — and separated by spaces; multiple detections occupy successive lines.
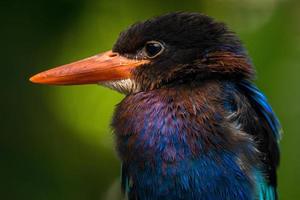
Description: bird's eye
xmin=144 ymin=41 xmax=164 ymax=58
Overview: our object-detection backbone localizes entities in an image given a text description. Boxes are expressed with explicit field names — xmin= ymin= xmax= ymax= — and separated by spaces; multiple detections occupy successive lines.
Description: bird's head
xmin=30 ymin=12 xmax=254 ymax=94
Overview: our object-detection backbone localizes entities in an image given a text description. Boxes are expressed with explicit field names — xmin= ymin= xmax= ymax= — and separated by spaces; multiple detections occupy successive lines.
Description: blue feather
xmin=238 ymin=81 xmax=280 ymax=199
xmin=239 ymin=80 xmax=282 ymax=142
xmin=255 ymin=170 xmax=277 ymax=200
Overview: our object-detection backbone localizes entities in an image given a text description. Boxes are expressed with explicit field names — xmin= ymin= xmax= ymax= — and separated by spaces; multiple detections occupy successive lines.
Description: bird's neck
xmin=112 ymin=81 xmax=257 ymax=200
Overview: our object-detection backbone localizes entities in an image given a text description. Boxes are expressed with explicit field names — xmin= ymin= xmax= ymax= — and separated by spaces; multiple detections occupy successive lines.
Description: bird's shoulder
xmin=223 ymin=80 xmax=281 ymax=199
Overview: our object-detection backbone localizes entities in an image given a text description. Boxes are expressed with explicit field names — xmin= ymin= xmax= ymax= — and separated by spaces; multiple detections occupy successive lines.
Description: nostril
xmin=108 ymin=52 xmax=118 ymax=57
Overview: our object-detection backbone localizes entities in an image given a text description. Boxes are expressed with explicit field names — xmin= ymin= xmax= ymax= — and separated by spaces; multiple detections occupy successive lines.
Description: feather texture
xmin=112 ymin=80 xmax=280 ymax=200
xmin=239 ymin=80 xmax=281 ymax=141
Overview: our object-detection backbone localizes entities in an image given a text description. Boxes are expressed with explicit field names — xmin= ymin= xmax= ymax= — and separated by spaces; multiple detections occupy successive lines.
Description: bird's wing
xmin=234 ymin=80 xmax=281 ymax=200
xmin=255 ymin=170 xmax=278 ymax=200
xmin=239 ymin=80 xmax=281 ymax=142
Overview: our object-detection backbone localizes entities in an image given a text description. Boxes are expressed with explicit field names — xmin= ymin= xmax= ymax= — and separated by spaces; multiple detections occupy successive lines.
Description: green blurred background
xmin=1 ymin=0 xmax=300 ymax=199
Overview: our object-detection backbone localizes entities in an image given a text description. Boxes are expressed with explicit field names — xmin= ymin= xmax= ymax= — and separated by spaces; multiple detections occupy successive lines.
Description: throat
xmin=100 ymin=79 xmax=140 ymax=94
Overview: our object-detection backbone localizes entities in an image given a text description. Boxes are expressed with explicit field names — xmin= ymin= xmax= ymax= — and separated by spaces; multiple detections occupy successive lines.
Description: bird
xmin=30 ymin=12 xmax=281 ymax=200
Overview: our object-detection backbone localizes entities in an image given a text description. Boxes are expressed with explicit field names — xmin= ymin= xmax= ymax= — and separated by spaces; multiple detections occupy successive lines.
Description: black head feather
xmin=113 ymin=12 xmax=254 ymax=91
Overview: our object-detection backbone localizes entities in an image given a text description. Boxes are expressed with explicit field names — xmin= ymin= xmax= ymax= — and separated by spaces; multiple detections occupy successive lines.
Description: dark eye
xmin=144 ymin=41 xmax=164 ymax=58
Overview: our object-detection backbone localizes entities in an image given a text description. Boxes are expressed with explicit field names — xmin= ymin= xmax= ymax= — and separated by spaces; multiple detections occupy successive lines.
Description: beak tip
xmin=29 ymin=76 xmax=35 ymax=83
xmin=29 ymin=74 xmax=43 ymax=84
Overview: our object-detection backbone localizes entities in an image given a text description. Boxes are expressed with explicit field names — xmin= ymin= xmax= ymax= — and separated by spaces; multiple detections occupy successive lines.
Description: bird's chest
xmin=113 ymin=91 xmax=201 ymax=165
xmin=112 ymin=89 xmax=254 ymax=200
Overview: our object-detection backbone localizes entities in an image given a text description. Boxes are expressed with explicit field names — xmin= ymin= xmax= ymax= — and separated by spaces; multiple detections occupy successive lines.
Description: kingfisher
xmin=30 ymin=12 xmax=281 ymax=200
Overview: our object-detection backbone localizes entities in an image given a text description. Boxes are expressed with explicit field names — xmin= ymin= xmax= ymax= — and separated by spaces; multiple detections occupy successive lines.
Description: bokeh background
xmin=1 ymin=0 xmax=300 ymax=199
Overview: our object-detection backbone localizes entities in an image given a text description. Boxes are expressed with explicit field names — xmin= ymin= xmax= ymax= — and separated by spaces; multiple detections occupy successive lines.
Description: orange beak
xmin=29 ymin=50 xmax=148 ymax=85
